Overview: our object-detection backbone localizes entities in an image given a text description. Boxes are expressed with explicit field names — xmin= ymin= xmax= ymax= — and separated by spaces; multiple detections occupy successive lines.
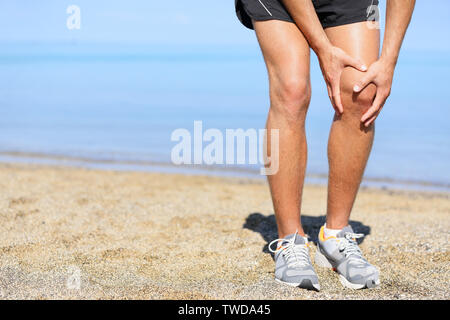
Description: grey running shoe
xmin=315 ymin=225 xmax=380 ymax=289
xmin=269 ymin=232 xmax=320 ymax=291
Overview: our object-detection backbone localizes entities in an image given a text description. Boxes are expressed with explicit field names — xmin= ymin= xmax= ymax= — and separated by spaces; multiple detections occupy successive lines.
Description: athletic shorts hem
xmin=321 ymin=14 xmax=372 ymax=29
xmin=245 ymin=16 xmax=295 ymax=30
xmin=242 ymin=14 xmax=371 ymax=30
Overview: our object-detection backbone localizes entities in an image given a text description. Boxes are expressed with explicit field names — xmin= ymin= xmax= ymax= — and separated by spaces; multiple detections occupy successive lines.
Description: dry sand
xmin=0 ymin=163 xmax=448 ymax=299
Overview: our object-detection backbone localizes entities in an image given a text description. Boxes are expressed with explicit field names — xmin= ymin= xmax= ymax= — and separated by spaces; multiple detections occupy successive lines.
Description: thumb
xmin=344 ymin=54 xmax=367 ymax=72
xmin=353 ymin=73 xmax=372 ymax=93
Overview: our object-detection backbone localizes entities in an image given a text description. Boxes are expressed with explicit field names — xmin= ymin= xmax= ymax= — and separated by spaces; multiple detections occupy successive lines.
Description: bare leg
xmin=325 ymin=22 xmax=380 ymax=229
xmin=254 ymin=20 xmax=311 ymax=238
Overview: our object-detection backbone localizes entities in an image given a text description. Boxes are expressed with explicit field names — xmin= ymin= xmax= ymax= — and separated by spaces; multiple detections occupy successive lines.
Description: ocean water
xmin=0 ymin=42 xmax=449 ymax=190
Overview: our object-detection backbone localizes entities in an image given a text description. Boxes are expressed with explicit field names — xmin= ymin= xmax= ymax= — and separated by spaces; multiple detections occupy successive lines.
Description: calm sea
xmin=0 ymin=43 xmax=448 ymax=191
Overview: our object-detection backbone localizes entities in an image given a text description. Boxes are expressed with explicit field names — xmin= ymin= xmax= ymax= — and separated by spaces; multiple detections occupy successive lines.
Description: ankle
xmin=324 ymin=219 xmax=348 ymax=231
xmin=278 ymin=227 xmax=305 ymax=239
xmin=323 ymin=223 xmax=343 ymax=238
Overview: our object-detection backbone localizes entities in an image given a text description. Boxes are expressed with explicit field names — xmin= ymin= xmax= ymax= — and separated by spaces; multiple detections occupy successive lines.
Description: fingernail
xmin=354 ymin=85 xmax=360 ymax=92
xmin=361 ymin=65 xmax=367 ymax=71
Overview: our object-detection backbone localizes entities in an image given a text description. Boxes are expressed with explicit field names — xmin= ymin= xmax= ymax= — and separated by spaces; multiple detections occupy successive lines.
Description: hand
xmin=353 ymin=58 xmax=395 ymax=127
xmin=317 ymin=45 xmax=368 ymax=114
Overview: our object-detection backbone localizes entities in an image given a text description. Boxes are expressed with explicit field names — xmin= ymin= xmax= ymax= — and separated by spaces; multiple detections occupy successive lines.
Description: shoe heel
xmin=315 ymin=249 xmax=333 ymax=268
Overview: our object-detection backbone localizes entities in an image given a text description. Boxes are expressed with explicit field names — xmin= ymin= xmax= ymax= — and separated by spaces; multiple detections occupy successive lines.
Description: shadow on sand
xmin=243 ymin=213 xmax=370 ymax=257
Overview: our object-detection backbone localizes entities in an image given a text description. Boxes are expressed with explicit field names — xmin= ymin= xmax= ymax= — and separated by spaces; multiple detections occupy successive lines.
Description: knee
xmin=341 ymin=73 xmax=377 ymax=117
xmin=271 ymin=76 xmax=311 ymax=124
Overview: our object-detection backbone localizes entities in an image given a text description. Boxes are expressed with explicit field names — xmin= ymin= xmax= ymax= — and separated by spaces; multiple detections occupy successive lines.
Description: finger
xmin=326 ymin=84 xmax=332 ymax=101
xmin=344 ymin=54 xmax=367 ymax=72
xmin=364 ymin=104 xmax=385 ymax=127
xmin=361 ymin=105 xmax=379 ymax=123
xmin=361 ymin=91 xmax=386 ymax=122
xmin=331 ymin=81 xmax=344 ymax=114
xmin=364 ymin=110 xmax=380 ymax=127
xmin=353 ymin=73 xmax=374 ymax=93
xmin=327 ymin=84 xmax=338 ymax=112
xmin=364 ymin=114 xmax=377 ymax=127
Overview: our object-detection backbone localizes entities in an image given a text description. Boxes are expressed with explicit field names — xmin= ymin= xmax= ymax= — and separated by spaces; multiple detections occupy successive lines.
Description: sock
xmin=323 ymin=223 xmax=342 ymax=238
xmin=277 ymin=234 xmax=308 ymax=250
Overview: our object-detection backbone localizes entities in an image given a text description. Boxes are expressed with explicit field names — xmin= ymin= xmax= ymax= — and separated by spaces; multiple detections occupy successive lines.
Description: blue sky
xmin=0 ymin=1 xmax=448 ymax=51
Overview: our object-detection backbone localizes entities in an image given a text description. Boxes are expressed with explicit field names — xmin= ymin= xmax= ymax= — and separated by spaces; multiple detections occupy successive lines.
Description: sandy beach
xmin=0 ymin=163 xmax=448 ymax=300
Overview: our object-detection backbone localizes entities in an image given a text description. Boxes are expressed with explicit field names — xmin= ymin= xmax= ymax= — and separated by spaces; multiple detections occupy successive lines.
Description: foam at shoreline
xmin=0 ymin=151 xmax=448 ymax=193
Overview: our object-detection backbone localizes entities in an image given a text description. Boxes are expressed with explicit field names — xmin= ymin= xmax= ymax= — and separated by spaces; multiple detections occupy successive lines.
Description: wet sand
xmin=0 ymin=163 xmax=448 ymax=299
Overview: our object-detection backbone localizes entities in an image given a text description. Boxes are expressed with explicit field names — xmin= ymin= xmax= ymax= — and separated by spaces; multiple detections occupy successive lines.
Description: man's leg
xmin=253 ymin=20 xmax=311 ymax=238
xmin=324 ymin=22 xmax=380 ymax=229
xmin=255 ymin=20 xmax=320 ymax=291
xmin=313 ymin=22 xmax=381 ymax=290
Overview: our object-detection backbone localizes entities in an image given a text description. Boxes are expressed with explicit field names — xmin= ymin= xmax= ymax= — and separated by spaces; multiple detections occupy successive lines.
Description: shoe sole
xmin=275 ymin=278 xmax=320 ymax=291
xmin=338 ymin=274 xmax=380 ymax=290
xmin=315 ymin=249 xmax=380 ymax=290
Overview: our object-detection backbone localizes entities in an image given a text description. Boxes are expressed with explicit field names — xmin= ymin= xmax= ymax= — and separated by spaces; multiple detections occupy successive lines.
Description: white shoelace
xmin=339 ymin=233 xmax=365 ymax=264
xmin=269 ymin=235 xmax=310 ymax=268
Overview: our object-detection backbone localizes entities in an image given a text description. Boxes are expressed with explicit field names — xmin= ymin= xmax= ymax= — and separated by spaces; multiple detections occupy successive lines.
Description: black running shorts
xmin=235 ymin=0 xmax=379 ymax=29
